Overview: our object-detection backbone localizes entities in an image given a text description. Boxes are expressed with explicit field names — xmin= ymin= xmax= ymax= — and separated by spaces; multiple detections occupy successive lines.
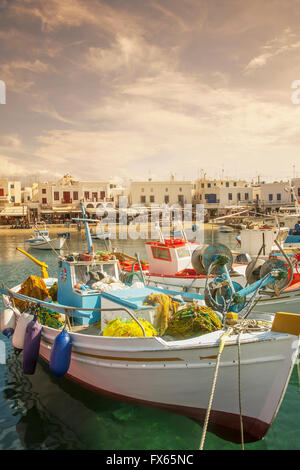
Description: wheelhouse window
xmin=151 ymin=246 xmax=171 ymax=261
xmin=176 ymin=247 xmax=190 ymax=258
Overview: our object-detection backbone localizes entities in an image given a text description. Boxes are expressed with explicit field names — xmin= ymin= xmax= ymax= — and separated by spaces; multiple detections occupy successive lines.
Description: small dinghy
xmin=218 ymin=226 xmax=234 ymax=233
xmin=25 ymin=228 xmax=66 ymax=250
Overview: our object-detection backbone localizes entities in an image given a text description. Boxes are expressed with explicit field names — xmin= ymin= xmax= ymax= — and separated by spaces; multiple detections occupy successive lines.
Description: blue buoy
xmin=49 ymin=328 xmax=72 ymax=379
xmin=2 ymin=328 xmax=14 ymax=338
xmin=23 ymin=317 xmax=42 ymax=375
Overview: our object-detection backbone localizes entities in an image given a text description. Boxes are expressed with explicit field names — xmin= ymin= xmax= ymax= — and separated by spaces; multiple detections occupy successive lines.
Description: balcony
xmin=61 ymin=198 xmax=73 ymax=204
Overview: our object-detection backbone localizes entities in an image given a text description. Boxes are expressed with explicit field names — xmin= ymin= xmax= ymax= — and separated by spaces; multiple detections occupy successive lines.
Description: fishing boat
xmin=25 ymin=228 xmax=66 ymax=251
xmin=90 ymin=225 xmax=111 ymax=240
xmin=218 ymin=226 xmax=234 ymax=233
xmin=1 ymin=250 xmax=300 ymax=444
xmin=117 ymin=223 xmax=300 ymax=316
xmin=2 ymin=203 xmax=300 ymax=444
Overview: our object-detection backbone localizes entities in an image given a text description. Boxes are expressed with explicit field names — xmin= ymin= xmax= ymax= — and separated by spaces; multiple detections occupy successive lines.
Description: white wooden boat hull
xmin=38 ymin=322 xmax=299 ymax=443
xmin=25 ymin=237 xmax=66 ymax=250
xmin=91 ymin=232 xmax=111 ymax=240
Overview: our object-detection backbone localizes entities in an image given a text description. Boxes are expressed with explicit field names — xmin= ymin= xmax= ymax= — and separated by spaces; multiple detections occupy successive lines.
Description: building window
xmin=92 ymin=192 xmax=98 ymax=201
xmin=233 ymin=182 xmax=237 ymax=187
xmin=277 ymin=193 xmax=281 ymax=201
xmin=73 ymin=191 xmax=78 ymax=200
xmin=0 ymin=188 xmax=4 ymax=196
xmin=179 ymin=187 xmax=182 ymax=192
xmin=207 ymin=183 xmax=211 ymax=188
xmin=164 ymin=195 xmax=169 ymax=204
xmin=100 ymin=191 xmax=105 ymax=199
xmin=178 ymin=195 xmax=184 ymax=204
xmin=237 ymin=193 xmax=241 ymax=201
xmin=226 ymin=182 xmax=229 ymax=187
xmin=84 ymin=191 xmax=90 ymax=200
xmin=54 ymin=191 xmax=59 ymax=201
xmin=165 ymin=188 xmax=168 ymax=192
xmin=10 ymin=184 xmax=14 ymax=189
xmin=269 ymin=194 xmax=273 ymax=201
xmin=140 ymin=195 xmax=146 ymax=203
xmin=42 ymin=188 xmax=46 ymax=194
xmin=245 ymin=193 xmax=249 ymax=200
xmin=201 ymin=183 xmax=204 ymax=188
xmin=42 ymin=198 xmax=47 ymax=204
xmin=11 ymin=196 xmax=15 ymax=203
xmin=150 ymin=195 xmax=155 ymax=203
xmin=228 ymin=193 xmax=232 ymax=200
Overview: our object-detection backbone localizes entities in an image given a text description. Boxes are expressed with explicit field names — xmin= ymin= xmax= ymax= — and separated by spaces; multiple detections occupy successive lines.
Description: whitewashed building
xmin=128 ymin=177 xmax=193 ymax=207
xmin=0 ymin=180 xmax=21 ymax=206
xmin=256 ymin=181 xmax=293 ymax=211
xmin=0 ymin=180 xmax=28 ymax=224
xmin=29 ymin=174 xmax=124 ymax=221
xmin=194 ymin=178 xmax=253 ymax=216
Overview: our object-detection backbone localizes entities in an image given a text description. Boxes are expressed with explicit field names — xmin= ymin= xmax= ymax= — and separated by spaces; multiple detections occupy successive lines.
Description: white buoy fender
xmin=12 ymin=312 xmax=34 ymax=350
xmin=1 ymin=308 xmax=17 ymax=338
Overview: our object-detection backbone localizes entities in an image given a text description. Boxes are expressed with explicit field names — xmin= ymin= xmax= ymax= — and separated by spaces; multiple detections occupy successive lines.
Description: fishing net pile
xmin=35 ymin=306 xmax=65 ymax=330
xmin=15 ymin=275 xmax=52 ymax=312
xmin=164 ymin=304 xmax=222 ymax=339
xmin=103 ymin=318 xmax=157 ymax=337
xmin=143 ymin=293 xmax=181 ymax=335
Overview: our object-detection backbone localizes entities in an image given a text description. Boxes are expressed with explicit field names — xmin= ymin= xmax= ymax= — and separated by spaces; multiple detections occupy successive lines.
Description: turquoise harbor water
xmin=1 ymin=229 xmax=300 ymax=450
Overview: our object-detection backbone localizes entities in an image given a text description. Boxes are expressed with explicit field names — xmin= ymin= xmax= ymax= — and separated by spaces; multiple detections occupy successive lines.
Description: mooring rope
xmin=199 ymin=319 xmax=270 ymax=450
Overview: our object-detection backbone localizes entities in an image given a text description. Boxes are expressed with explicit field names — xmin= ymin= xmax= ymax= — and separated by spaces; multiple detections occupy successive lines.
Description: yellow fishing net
xmin=103 ymin=318 xmax=157 ymax=337
xmin=165 ymin=304 xmax=222 ymax=339
xmin=15 ymin=275 xmax=51 ymax=312
xmin=143 ymin=293 xmax=181 ymax=335
xmin=48 ymin=282 xmax=58 ymax=301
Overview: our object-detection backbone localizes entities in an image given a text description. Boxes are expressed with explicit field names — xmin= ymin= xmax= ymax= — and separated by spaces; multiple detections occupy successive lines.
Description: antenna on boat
xmin=176 ymin=219 xmax=192 ymax=257
xmin=154 ymin=221 xmax=165 ymax=243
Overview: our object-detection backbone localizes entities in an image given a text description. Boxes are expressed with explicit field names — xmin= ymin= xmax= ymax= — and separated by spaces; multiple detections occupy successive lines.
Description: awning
xmin=41 ymin=208 xmax=82 ymax=214
xmin=0 ymin=206 xmax=27 ymax=217
xmin=86 ymin=208 xmax=116 ymax=214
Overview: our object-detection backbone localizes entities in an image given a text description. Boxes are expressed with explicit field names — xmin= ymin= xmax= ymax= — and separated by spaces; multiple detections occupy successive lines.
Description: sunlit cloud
xmin=1 ymin=0 xmax=300 ymax=183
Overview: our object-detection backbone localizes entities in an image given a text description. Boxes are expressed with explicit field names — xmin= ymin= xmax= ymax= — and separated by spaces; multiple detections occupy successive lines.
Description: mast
xmin=72 ymin=201 xmax=94 ymax=254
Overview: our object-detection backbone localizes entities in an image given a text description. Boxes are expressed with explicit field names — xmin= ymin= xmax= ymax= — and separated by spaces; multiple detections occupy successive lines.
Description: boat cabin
xmin=29 ymin=230 xmax=50 ymax=241
xmin=57 ymin=258 xmax=120 ymax=325
xmin=145 ymin=239 xmax=199 ymax=276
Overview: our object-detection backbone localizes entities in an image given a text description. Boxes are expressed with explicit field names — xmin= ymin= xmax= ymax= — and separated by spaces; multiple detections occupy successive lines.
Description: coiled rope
xmin=199 ymin=319 xmax=271 ymax=450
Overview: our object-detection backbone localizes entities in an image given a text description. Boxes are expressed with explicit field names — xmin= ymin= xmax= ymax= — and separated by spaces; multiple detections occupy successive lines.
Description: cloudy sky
xmin=0 ymin=0 xmax=300 ymax=184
